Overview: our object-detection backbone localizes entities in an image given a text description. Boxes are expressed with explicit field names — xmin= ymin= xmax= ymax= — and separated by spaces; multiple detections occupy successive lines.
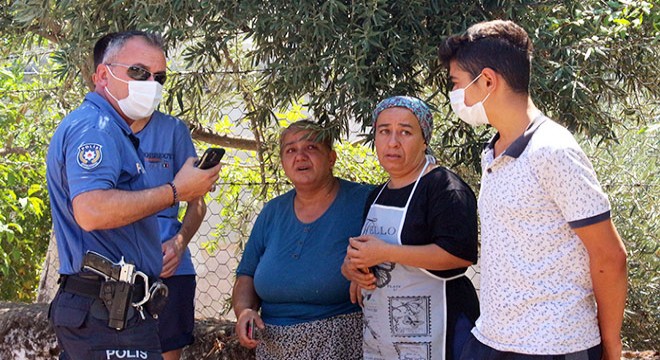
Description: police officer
xmin=46 ymin=31 xmax=220 ymax=359
xmin=118 ymin=38 xmax=206 ymax=359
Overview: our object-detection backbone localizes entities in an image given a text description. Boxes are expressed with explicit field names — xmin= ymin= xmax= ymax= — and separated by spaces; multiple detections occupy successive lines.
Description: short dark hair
xmin=93 ymin=31 xmax=164 ymax=70
xmin=438 ymin=20 xmax=533 ymax=94
xmin=279 ymin=120 xmax=334 ymax=154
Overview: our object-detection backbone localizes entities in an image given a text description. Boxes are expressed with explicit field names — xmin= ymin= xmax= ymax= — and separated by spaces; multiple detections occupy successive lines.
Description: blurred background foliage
xmin=0 ymin=0 xmax=657 ymax=350
xmin=579 ymin=124 xmax=659 ymax=351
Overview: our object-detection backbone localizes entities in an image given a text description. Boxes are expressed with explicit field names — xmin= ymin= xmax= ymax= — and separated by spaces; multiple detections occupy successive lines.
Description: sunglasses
xmin=106 ymin=63 xmax=167 ymax=85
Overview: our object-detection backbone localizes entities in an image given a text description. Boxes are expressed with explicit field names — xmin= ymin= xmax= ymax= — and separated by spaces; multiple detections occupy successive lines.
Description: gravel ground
xmin=622 ymin=350 xmax=660 ymax=359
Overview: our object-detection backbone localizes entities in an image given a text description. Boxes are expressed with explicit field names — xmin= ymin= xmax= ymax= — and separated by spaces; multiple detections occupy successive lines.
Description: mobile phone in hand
xmin=247 ymin=318 xmax=260 ymax=340
xmin=195 ymin=147 xmax=225 ymax=169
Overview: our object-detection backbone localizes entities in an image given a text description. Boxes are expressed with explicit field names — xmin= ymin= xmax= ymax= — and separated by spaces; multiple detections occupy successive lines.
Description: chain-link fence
xmin=38 ymin=180 xmax=482 ymax=321
xmin=31 ymin=61 xmax=488 ymax=319
xmin=34 ymin=121 xmax=656 ymax=350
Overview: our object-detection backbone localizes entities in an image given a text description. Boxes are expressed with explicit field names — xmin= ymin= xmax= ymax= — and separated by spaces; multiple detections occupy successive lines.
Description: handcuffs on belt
xmin=82 ymin=251 xmax=169 ymax=330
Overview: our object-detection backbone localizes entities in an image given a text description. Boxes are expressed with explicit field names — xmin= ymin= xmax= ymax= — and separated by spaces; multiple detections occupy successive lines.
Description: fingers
xmin=236 ymin=320 xmax=257 ymax=348
xmin=346 ymin=254 xmax=367 ymax=269
xmin=354 ymin=273 xmax=376 ymax=289
xmin=159 ymin=269 xmax=173 ymax=278
xmin=344 ymin=262 xmax=376 ymax=288
xmin=160 ymin=260 xmax=177 ymax=278
xmin=342 ymin=258 xmax=363 ymax=281
xmin=341 ymin=257 xmax=353 ymax=279
xmin=162 ymin=247 xmax=175 ymax=261
xmin=173 ymin=157 xmax=223 ymax=201
xmin=236 ymin=309 xmax=261 ymax=349
xmin=210 ymin=161 xmax=222 ymax=172
xmin=160 ymin=257 xmax=179 ymax=278
xmin=203 ymin=163 xmax=221 ymax=193
xmin=347 ymin=237 xmax=369 ymax=263
xmin=349 ymin=281 xmax=368 ymax=306
xmin=159 ymin=244 xmax=176 ymax=277
xmin=348 ymin=237 xmax=362 ymax=249
xmin=349 ymin=281 xmax=359 ymax=304
xmin=346 ymin=243 xmax=363 ymax=266
xmin=253 ymin=315 xmax=265 ymax=329
xmin=356 ymin=286 xmax=365 ymax=307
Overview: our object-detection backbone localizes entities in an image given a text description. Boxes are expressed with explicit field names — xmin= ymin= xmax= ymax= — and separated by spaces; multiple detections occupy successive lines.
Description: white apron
xmin=361 ymin=160 xmax=463 ymax=360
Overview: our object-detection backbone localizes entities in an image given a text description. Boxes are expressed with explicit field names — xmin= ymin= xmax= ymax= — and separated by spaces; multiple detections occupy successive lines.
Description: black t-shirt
xmin=363 ymin=166 xmax=478 ymax=278
xmin=363 ymin=166 xmax=481 ymax=359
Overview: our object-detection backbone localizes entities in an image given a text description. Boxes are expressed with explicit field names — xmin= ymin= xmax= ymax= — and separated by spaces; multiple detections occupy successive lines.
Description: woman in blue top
xmin=232 ymin=120 xmax=372 ymax=360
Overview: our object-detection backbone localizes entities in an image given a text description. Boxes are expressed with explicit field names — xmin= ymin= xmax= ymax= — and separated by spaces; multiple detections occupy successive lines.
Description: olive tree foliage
xmin=0 ymin=52 xmax=73 ymax=301
xmin=2 ymin=0 xmax=658 ymax=167
xmin=579 ymin=123 xmax=659 ymax=350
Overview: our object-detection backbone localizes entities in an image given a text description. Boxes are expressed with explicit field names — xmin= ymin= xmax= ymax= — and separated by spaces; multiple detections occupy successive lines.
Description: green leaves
xmin=0 ymin=38 xmax=57 ymax=301
xmin=579 ymin=125 xmax=659 ymax=350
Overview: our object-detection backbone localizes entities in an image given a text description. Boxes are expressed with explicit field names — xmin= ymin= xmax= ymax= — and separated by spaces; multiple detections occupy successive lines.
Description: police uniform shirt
xmin=46 ymin=92 xmax=162 ymax=278
xmin=134 ymin=111 xmax=197 ymax=276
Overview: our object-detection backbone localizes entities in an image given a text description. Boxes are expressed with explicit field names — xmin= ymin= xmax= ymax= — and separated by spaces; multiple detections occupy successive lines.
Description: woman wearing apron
xmin=343 ymin=96 xmax=480 ymax=360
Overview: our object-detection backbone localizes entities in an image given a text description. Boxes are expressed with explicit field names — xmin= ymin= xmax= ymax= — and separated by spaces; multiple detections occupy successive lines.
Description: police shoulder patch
xmin=77 ymin=143 xmax=103 ymax=170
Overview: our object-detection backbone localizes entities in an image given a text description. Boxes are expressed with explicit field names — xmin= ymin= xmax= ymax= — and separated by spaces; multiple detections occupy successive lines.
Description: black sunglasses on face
xmin=106 ymin=63 xmax=167 ymax=85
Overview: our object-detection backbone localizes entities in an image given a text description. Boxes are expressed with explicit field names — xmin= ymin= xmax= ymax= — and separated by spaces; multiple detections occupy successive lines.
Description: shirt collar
xmin=84 ymin=92 xmax=141 ymax=151
xmin=84 ymin=92 xmax=133 ymax=136
xmin=485 ymin=114 xmax=548 ymax=158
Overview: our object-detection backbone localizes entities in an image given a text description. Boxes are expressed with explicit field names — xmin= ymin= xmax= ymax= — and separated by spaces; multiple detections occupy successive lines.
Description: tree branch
xmin=190 ymin=126 xmax=257 ymax=151
xmin=219 ymin=40 xmax=267 ymax=185
xmin=0 ymin=147 xmax=28 ymax=157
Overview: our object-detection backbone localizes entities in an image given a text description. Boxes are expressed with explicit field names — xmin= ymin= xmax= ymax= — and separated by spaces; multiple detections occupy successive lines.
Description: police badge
xmin=77 ymin=143 xmax=103 ymax=170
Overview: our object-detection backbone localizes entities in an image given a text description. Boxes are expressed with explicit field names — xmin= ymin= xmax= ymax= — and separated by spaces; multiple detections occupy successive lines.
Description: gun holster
xmin=81 ymin=251 xmax=152 ymax=330
xmin=99 ymin=280 xmax=134 ymax=330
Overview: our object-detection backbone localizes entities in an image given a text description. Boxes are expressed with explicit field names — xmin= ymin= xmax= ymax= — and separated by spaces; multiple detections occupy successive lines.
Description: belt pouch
xmin=145 ymin=282 xmax=169 ymax=317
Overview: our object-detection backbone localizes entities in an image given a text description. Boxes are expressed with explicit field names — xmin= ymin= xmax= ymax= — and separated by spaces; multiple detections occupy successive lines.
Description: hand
xmin=172 ymin=157 xmax=221 ymax=202
xmin=236 ymin=308 xmax=263 ymax=349
xmin=349 ymin=281 xmax=367 ymax=306
xmin=601 ymin=337 xmax=622 ymax=360
xmin=160 ymin=235 xmax=185 ymax=278
xmin=341 ymin=254 xmax=376 ymax=289
xmin=347 ymin=235 xmax=392 ymax=269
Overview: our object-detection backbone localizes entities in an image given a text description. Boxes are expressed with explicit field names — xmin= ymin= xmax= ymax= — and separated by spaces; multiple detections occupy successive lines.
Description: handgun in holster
xmin=82 ymin=251 xmax=150 ymax=330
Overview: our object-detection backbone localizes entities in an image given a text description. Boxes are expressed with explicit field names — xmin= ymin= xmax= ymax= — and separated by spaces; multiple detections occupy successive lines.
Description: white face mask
xmin=449 ymin=73 xmax=491 ymax=127
xmin=104 ymin=66 xmax=163 ymax=121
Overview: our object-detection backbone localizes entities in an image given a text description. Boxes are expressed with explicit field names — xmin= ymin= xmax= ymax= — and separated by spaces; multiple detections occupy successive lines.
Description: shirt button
xmin=292 ymin=254 xmax=299 ymax=259
xmin=487 ymin=168 xmax=492 ymax=174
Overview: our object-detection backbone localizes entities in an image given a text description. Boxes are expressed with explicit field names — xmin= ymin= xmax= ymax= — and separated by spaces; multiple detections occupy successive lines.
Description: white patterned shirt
xmin=473 ymin=116 xmax=611 ymax=354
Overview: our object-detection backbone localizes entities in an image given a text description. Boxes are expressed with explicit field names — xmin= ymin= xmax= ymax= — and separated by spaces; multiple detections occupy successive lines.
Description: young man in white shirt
xmin=438 ymin=20 xmax=627 ymax=360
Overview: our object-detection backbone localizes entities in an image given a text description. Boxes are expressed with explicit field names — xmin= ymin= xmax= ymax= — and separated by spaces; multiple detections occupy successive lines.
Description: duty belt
xmin=59 ymin=274 xmax=148 ymax=303
xmin=58 ymin=251 xmax=169 ymax=330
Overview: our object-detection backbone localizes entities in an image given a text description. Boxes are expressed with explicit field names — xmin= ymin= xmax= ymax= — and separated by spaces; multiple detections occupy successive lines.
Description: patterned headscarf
xmin=372 ymin=96 xmax=434 ymax=154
